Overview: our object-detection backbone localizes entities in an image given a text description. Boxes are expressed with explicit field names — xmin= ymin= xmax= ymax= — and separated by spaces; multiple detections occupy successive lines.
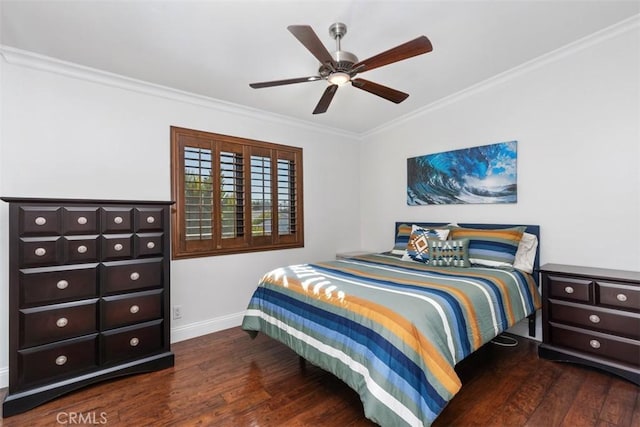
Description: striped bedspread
xmin=241 ymin=253 xmax=541 ymax=426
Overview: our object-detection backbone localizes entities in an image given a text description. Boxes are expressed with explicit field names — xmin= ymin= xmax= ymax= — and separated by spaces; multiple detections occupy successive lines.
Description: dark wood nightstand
xmin=538 ymin=263 xmax=640 ymax=385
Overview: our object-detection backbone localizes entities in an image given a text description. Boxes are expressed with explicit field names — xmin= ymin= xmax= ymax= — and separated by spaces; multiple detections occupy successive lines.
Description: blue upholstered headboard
xmin=394 ymin=222 xmax=541 ymax=286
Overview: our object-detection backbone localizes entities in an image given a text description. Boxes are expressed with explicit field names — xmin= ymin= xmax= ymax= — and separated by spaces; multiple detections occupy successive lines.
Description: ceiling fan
xmin=249 ymin=23 xmax=433 ymax=114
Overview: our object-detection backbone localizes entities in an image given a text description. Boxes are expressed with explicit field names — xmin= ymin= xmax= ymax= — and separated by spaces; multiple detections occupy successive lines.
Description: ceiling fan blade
xmin=288 ymin=25 xmax=336 ymax=67
xmin=351 ymin=78 xmax=409 ymax=104
xmin=249 ymin=76 xmax=321 ymax=89
xmin=353 ymin=36 xmax=433 ymax=73
xmin=313 ymin=84 xmax=338 ymax=114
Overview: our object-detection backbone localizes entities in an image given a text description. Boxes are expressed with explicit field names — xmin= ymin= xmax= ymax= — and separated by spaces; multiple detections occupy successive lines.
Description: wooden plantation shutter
xmin=170 ymin=127 xmax=304 ymax=259
xmin=276 ymin=150 xmax=300 ymax=244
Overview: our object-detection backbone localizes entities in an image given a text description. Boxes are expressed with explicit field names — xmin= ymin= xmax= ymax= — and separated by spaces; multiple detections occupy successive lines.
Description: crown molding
xmin=363 ymin=13 xmax=640 ymax=138
xmin=2 ymin=13 xmax=637 ymax=141
xmin=0 ymin=46 xmax=361 ymax=141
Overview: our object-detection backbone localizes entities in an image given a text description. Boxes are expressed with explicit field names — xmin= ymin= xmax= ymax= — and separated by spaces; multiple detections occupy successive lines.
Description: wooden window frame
xmin=170 ymin=126 xmax=304 ymax=259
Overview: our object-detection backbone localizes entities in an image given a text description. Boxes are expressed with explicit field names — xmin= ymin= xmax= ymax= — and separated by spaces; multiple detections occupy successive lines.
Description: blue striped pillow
xmin=449 ymin=226 xmax=525 ymax=267
xmin=391 ymin=223 xmax=413 ymax=255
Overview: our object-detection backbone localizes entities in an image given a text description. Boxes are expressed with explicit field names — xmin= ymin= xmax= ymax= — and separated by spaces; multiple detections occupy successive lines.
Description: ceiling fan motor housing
xmin=328 ymin=22 xmax=358 ymax=73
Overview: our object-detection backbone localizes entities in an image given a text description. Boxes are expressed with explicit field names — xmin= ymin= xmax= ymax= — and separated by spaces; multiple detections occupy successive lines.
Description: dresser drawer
xmin=17 ymin=334 xmax=99 ymax=390
xmin=597 ymin=281 xmax=640 ymax=312
xmin=20 ymin=237 xmax=61 ymax=267
xmin=20 ymin=264 xmax=99 ymax=306
xmin=546 ymin=275 xmax=592 ymax=303
xmin=20 ymin=299 xmax=99 ymax=348
xmin=548 ymin=323 xmax=640 ymax=367
xmin=64 ymin=235 xmax=99 ymax=264
xmin=101 ymin=320 xmax=164 ymax=365
xmin=102 ymin=259 xmax=163 ymax=294
xmin=19 ymin=206 xmax=62 ymax=236
xmin=101 ymin=234 xmax=134 ymax=261
xmin=135 ymin=207 xmax=164 ymax=232
xmin=135 ymin=233 xmax=163 ymax=257
xmin=101 ymin=207 xmax=133 ymax=233
xmin=102 ymin=289 xmax=163 ymax=329
xmin=62 ymin=207 xmax=99 ymax=235
xmin=549 ymin=300 xmax=640 ymax=340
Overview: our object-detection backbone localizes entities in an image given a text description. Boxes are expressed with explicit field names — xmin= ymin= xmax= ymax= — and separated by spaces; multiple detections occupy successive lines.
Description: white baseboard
xmin=170 ymin=311 xmax=245 ymax=343
xmin=0 ymin=312 xmax=246 ymax=389
xmin=0 ymin=366 xmax=7 ymax=389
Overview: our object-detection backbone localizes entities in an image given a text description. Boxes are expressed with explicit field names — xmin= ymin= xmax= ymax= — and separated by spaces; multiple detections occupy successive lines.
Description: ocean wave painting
xmin=407 ymin=141 xmax=517 ymax=205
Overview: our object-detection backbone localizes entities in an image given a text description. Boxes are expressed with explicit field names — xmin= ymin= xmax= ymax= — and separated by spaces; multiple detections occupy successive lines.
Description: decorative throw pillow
xmin=513 ymin=232 xmax=538 ymax=273
xmin=402 ymin=225 xmax=450 ymax=263
xmin=449 ymin=226 xmax=526 ymax=268
xmin=427 ymin=238 xmax=470 ymax=267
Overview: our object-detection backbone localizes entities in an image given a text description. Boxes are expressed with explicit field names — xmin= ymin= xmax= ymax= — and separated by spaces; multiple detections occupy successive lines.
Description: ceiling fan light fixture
xmin=327 ymin=72 xmax=351 ymax=86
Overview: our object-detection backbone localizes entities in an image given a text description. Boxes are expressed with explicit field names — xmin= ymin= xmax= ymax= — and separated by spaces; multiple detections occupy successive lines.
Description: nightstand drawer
xmin=17 ymin=335 xmax=98 ymax=389
xmin=20 ymin=299 xmax=99 ymax=348
xmin=101 ymin=320 xmax=164 ymax=365
xmin=102 ymin=289 xmax=163 ymax=329
xmin=549 ymin=300 xmax=640 ymax=340
xmin=598 ymin=281 xmax=640 ymax=312
xmin=547 ymin=275 xmax=592 ymax=303
xmin=20 ymin=264 xmax=99 ymax=306
xmin=548 ymin=323 xmax=640 ymax=367
xmin=102 ymin=259 xmax=163 ymax=294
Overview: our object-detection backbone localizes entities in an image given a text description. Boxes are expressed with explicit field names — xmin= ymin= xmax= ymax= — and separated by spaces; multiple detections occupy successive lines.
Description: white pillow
xmin=513 ymin=232 xmax=538 ymax=273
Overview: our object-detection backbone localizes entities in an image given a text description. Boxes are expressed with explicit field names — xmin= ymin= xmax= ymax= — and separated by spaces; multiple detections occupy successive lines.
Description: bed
xmin=241 ymin=222 xmax=542 ymax=426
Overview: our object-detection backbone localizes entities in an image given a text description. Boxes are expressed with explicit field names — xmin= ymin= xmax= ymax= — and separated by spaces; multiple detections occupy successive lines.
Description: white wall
xmin=0 ymin=53 xmax=362 ymax=387
xmin=358 ymin=21 xmax=639 ymax=339
xmin=360 ymin=22 xmax=640 ymax=272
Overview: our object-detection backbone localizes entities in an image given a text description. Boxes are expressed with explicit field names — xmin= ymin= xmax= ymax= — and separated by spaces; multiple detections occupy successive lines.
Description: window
xmin=170 ymin=127 xmax=304 ymax=259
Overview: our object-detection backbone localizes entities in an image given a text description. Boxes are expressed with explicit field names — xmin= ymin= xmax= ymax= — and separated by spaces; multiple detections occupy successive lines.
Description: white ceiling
xmin=1 ymin=1 xmax=639 ymax=135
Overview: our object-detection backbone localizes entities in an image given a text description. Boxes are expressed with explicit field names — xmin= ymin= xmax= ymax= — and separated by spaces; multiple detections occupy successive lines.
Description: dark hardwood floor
xmin=1 ymin=327 xmax=638 ymax=426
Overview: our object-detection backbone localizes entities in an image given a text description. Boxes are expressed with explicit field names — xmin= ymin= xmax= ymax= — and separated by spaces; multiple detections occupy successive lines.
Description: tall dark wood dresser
xmin=1 ymin=197 xmax=175 ymax=416
xmin=538 ymin=263 xmax=640 ymax=385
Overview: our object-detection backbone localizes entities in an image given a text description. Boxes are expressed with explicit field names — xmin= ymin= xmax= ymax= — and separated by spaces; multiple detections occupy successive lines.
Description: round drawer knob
xmin=589 ymin=314 xmax=601 ymax=324
xmin=77 ymin=216 xmax=88 ymax=225
xmin=35 ymin=216 xmax=47 ymax=226
xmin=589 ymin=339 xmax=601 ymax=349
xmin=56 ymin=317 xmax=68 ymax=328
xmin=55 ymin=355 xmax=68 ymax=366
xmin=130 ymin=272 xmax=140 ymax=281
xmin=77 ymin=245 xmax=88 ymax=254
xmin=564 ymin=286 xmax=574 ymax=294
xmin=129 ymin=337 xmax=139 ymax=347
xmin=146 ymin=216 xmax=155 ymax=224
xmin=114 ymin=216 xmax=124 ymax=224
xmin=146 ymin=241 xmax=155 ymax=249
xmin=34 ymin=247 xmax=47 ymax=257
xmin=616 ymin=293 xmax=628 ymax=302
xmin=129 ymin=305 xmax=140 ymax=314
xmin=57 ymin=280 xmax=69 ymax=290
xmin=114 ymin=243 xmax=124 ymax=251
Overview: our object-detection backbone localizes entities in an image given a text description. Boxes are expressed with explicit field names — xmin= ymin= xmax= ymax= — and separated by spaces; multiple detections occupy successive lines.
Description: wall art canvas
xmin=407 ymin=141 xmax=517 ymax=205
